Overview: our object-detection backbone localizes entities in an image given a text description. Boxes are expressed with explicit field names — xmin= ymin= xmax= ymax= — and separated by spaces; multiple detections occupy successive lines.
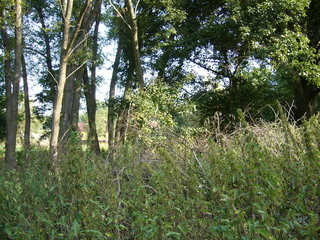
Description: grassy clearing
xmin=0 ymin=114 xmax=319 ymax=239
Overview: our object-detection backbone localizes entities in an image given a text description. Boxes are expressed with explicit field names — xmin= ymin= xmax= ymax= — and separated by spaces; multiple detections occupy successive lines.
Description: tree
xmin=107 ymin=37 xmax=122 ymax=158
xmin=231 ymin=0 xmax=320 ymax=121
xmin=109 ymin=0 xmax=144 ymax=88
xmin=50 ymin=0 xmax=92 ymax=164
xmin=126 ymin=0 xmax=144 ymax=88
xmin=294 ymin=0 xmax=320 ymax=120
xmin=58 ymin=0 xmax=103 ymax=146
xmin=22 ymin=52 xmax=31 ymax=150
xmin=2 ymin=0 xmax=23 ymax=168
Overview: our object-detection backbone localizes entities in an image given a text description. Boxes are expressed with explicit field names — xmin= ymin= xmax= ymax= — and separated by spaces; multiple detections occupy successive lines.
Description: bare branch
xmin=67 ymin=0 xmax=91 ymax=54
xmin=109 ymin=0 xmax=132 ymax=30
xmin=59 ymin=0 xmax=66 ymax=20
xmin=66 ymin=30 xmax=89 ymax=59
xmin=66 ymin=59 xmax=88 ymax=80
xmin=48 ymin=68 xmax=58 ymax=85
xmin=135 ymin=0 xmax=141 ymax=15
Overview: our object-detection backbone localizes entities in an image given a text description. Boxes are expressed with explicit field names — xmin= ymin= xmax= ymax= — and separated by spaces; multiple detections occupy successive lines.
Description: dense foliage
xmin=1 ymin=1 xmax=320 ymax=238
xmin=1 ymin=111 xmax=319 ymax=239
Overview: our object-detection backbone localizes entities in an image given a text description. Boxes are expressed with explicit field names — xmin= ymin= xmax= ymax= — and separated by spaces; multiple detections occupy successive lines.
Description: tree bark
xmin=86 ymin=15 xmax=101 ymax=155
xmin=50 ymin=0 xmax=102 ymax=163
xmin=115 ymin=59 xmax=134 ymax=144
xmin=108 ymin=39 xmax=122 ymax=158
xmin=58 ymin=0 xmax=102 ymax=145
xmin=83 ymin=67 xmax=100 ymax=155
xmin=50 ymin=0 xmax=75 ymax=164
xmin=126 ymin=0 xmax=144 ymax=88
xmin=293 ymin=0 xmax=320 ymax=121
xmin=294 ymin=79 xmax=319 ymax=121
xmin=22 ymin=53 xmax=31 ymax=150
xmin=4 ymin=0 xmax=22 ymax=169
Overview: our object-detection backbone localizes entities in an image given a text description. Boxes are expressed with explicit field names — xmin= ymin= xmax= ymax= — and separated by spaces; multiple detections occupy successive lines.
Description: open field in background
xmin=0 ymin=112 xmax=319 ymax=239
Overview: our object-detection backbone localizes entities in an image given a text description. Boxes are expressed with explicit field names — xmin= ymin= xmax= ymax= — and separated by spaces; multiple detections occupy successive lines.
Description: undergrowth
xmin=0 ymin=112 xmax=319 ymax=239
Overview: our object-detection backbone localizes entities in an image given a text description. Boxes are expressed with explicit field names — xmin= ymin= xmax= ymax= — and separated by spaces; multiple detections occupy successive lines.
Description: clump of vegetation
xmin=1 ymin=111 xmax=319 ymax=239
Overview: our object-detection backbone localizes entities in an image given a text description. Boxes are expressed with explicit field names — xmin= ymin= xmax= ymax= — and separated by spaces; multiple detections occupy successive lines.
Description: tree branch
xmin=67 ymin=0 xmax=91 ymax=56
xmin=109 ymin=0 xmax=132 ymax=30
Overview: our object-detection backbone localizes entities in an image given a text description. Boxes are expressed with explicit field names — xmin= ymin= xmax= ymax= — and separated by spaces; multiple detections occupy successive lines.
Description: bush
xmin=0 ymin=112 xmax=319 ymax=239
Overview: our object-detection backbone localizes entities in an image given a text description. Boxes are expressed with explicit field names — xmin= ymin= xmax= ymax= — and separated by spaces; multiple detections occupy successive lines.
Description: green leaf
xmin=166 ymin=231 xmax=181 ymax=237
xmin=257 ymin=228 xmax=275 ymax=240
xmin=4 ymin=227 xmax=13 ymax=238
xmin=35 ymin=212 xmax=54 ymax=226
xmin=84 ymin=229 xmax=104 ymax=237
xmin=71 ymin=219 xmax=81 ymax=236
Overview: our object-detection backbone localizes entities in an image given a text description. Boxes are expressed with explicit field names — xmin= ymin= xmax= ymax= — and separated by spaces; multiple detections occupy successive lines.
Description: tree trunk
xmin=86 ymin=15 xmax=101 ymax=155
xmin=34 ymin=4 xmax=56 ymax=101
xmin=108 ymin=39 xmax=122 ymax=158
xmin=83 ymin=67 xmax=100 ymax=155
xmin=293 ymin=0 xmax=320 ymax=122
xmin=115 ymin=60 xmax=134 ymax=144
xmin=4 ymin=0 xmax=22 ymax=169
xmin=50 ymin=0 xmax=74 ymax=164
xmin=22 ymin=53 xmax=31 ymax=150
xmin=58 ymin=0 xmax=103 ymax=145
xmin=126 ymin=0 xmax=144 ymax=88
xmin=50 ymin=0 xmax=100 ymax=163
xmin=59 ymin=65 xmax=83 ymax=142
xmin=294 ymin=79 xmax=319 ymax=122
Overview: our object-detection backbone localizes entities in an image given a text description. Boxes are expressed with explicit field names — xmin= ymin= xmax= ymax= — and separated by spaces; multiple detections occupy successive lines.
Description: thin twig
xmin=66 ymin=30 xmax=89 ymax=59
xmin=66 ymin=60 xmax=88 ymax=80
xmin=134 ymin=0 xmax=141 ymax=15
xmin=109 ymin=0 xmax=132 ymax=30
xmin=48 ymin=69 xmax=58 ymax=85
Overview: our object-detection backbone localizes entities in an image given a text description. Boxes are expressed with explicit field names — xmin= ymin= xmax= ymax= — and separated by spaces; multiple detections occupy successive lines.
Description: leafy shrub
xmin=0 ymin=112 xmax=319 ymax=239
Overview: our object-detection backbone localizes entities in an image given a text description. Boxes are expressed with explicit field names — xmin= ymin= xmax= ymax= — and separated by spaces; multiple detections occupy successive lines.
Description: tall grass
xmin=0 ymin=113 xmax=319 ymax=239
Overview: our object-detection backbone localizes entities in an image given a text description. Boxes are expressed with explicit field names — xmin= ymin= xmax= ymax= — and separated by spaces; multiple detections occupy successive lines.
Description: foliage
xmin=1 ymin=112 xmax=320 ymax=239
xmin=125 ymin=80 xmax=196 ymax=144
xmin=193 ymin=64 xmax=295 ymax=123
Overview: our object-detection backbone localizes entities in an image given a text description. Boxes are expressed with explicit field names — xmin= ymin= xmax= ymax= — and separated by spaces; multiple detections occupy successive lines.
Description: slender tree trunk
xmin=59 ymin=65 xmax=82 ymax=142
xmin=4 ymin=1 xmax=22 ymax=169
xmin=126 ymin=0 xmax=144 ymax=88
xmin=0 ymin=10 xmax=12 ymax=98
xmin=115 ymin=60 xmax=134 ymax=144
xmin=22 ymin=53 xmax=31 ymax=150
xmin=35 ymin=4 xmax=56 ymax=101
xmin=50 ymin=0 xmax=74 ymax=164
xmin=108 ymin=39 xmax=122 ymax=158
xmin=85 ymin=15 xmax=101 ymax=155
xmin=83 ymin=67 xmax=100 ymax=155
xmin=72 ymin=72 xmax=82 ymax=131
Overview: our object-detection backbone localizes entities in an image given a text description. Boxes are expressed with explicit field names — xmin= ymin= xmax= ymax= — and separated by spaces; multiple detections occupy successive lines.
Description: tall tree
xmin=86 ymin=14 xmax=101 ymax=155
xmin=22 ymin=52 xmax=31 ymax=150
xmin=231 ymin=0 xmax=320 ymax=120
xmin=58 ymin=0 xmax=103 ymax=145
xmin=294 ymin=0 xmax=320 ymax=120
xmin=109 ymin=0 xmax=144 ymax=88
xmin=50 ymin=0 xmax=92 ymax=164
xmin=3 ymin=0 xmax=23 ymax=168
xmin=108 ymin=38 xmax=122 ymax=157
xmin=126 ymin=0 xmax=144 ymax=87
